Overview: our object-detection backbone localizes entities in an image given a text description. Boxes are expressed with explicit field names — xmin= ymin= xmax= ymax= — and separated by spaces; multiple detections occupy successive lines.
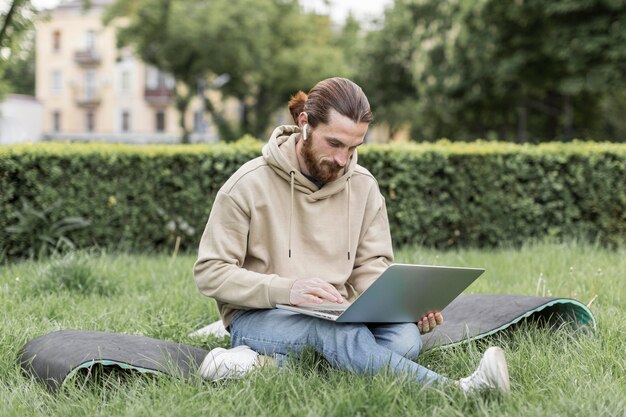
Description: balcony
xmin=74 ymin=49 xmax=101 ymax=66
xmin=74 ymin=90 xmax=101 ymax=108
xmin=144 ymin=87 xmax=175 ymax=107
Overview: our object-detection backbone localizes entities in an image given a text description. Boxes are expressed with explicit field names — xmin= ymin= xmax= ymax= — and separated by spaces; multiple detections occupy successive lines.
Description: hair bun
xmin=288 ymin=91 xmax=308 ymax=124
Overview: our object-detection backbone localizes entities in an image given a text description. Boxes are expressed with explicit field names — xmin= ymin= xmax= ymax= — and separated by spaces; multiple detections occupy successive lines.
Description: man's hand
xmin=289 ymin=278 xmax=344 ymax=306
xmin=417 ymin=312 xmax=444 ymax=334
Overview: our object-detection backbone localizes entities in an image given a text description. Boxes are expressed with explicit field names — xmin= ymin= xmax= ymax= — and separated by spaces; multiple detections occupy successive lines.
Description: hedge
xmin=1 ymin=139 xmax=624 ymax=259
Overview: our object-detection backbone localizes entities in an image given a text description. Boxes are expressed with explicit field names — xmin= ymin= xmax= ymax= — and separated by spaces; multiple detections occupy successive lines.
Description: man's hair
xmin=288 ymin=77 xmax=373 ymax=128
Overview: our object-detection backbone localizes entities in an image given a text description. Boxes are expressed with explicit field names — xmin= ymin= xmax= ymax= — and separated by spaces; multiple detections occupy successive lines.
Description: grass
xmin=0 ymin=241 xmax=624 ymax=416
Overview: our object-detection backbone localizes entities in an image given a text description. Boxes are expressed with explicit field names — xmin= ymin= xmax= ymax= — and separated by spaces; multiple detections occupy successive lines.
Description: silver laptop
xmin=276 ymin=264 xmax=484 ymax=323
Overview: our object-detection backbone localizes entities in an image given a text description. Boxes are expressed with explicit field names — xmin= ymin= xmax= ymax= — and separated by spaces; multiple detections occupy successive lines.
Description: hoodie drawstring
xmin=288 ymin=171 xmax=352 ymax=261
xmin=289 ymin=171 xmax=295 ymax=258
xmin=347 ymin=177 xmax=351 ymax=261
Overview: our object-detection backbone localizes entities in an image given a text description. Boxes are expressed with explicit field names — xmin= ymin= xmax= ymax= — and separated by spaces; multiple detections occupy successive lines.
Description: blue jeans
xmin=229 ymin=308 xmax=447 ymax=385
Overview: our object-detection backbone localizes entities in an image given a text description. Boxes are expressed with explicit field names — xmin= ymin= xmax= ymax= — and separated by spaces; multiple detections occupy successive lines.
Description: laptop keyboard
xmin=312 ymin=309 xmax=345 ymax=316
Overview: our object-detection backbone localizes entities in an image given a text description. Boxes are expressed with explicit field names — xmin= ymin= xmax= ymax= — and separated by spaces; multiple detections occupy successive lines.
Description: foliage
xmin=0 ymin=0 xmax=33 ymax=49
xmin=361 ymin=141 xmax=625 ymax=248
xmin=0 ymin=29 xmax=35 ymax=96
xmin=0 ymin=141 xmax=623 ymax=259
xmin=357 ymin=2 xmax=421 ymax=139
xmin=3 ymin=198 xmax=91 ymax=260
xmin=359 ymin=0 xmax=626 ymax=142
xmin=0 ymin=0 xmax=36 ymax=99
xmin=595 ymin=85 xmax=626 ymax=140
xmin=476 ymin=0 xmax=626 ymax=141
xmin=104 ymin=0 xmax=351 ymax=141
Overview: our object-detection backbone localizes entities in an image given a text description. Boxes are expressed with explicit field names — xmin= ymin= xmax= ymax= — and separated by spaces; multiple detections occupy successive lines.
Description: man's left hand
xmin=417 ymin=312 xmax=444 ymax=334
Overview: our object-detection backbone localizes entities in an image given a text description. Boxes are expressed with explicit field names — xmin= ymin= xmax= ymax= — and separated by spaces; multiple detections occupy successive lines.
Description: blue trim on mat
xmin=63 ymin=359 xmax=163 ymax=386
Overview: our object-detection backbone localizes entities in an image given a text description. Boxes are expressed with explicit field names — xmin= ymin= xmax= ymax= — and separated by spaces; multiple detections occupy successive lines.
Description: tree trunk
xmin=563 ymin=96 xmax=574 ymax=141
xmin=498 ymin=127 xmax=508 ymax=142
xmin=252 ymin=87 xmax=272 ymax=139
xmin=175 ymin=90 xmax=193 ymax=144
xmin=202 ymin=93 xmax=236 ymax=142
xmin=545 ymin=93 xmax=559 ymax=140
xmin=517 ymin=103 xmax=528 ymax=143
xmin=0 ymin=0 xmax=23 ymax=47
xmin=388 ymin=124 xmax=398 ymax=141
xmin=240 ymin=100 xmax=251 ymax=137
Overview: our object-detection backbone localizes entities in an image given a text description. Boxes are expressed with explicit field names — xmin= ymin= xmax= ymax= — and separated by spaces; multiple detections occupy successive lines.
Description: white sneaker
xmin=199 ymin=345 xmax=259 ymax=381
xmin=189 ymin=320 xmax=229 ymax=338
xmin=459 ymin=347 xmax=510 ymax=394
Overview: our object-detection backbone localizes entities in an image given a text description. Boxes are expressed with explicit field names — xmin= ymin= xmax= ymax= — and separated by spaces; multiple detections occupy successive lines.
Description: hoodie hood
xmin=262 ymin=125 xmax=358 ymax=200
xmin=262 ymin=125 xmax=358 ymax=260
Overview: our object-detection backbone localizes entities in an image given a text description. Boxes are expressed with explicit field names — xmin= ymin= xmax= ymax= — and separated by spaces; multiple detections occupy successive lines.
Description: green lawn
xmin=1 ymin=241 xmax=624 ymax=416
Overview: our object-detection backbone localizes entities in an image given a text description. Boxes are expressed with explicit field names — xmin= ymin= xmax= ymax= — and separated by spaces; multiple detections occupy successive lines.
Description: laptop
xmin=276 ymin=264 xmax=484 ymax=323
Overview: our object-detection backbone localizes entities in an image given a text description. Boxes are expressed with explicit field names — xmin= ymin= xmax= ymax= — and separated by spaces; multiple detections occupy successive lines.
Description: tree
xmin=357 ymin=2 xmax=421 ymax=139
xmin=105 ymin=0 xmax=350 ymax=142
xmin=1 ymin=30 xmax=35 ymax=95
xmin=0 ymin=0 xmax=31 ymax=48
xmin=359 ymin=0 xmax=626 ymax=142
xmin=407 ymin=0 xmax=518 ymax=141
xmin=480 ymin=0 xmax=626 ymax=141
xmin=1 ymin=0 xmax=36 ymax=99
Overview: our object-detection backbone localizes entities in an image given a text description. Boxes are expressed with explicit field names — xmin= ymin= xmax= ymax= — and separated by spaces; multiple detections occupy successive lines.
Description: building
xmin=0 ymin=95 xmax=44 ymax=145
xmin=34 ymin=0 xmax=397 ymax=144
xmin=35 ymin=0 xmax=224 ymax=143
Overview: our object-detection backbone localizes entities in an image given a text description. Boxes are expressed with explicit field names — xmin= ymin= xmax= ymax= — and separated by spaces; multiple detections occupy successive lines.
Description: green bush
xmin=4 ymin=198 xmax=90 ymax=259
xmin=0 ymin=140 xmax=624 ymax=259
xmin=360 ymin=141 xmax=625 ymax=248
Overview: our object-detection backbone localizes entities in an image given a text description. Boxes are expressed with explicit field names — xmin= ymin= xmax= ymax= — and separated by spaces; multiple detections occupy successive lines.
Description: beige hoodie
xmin=194 ymin=125 xmax=394 ymax=327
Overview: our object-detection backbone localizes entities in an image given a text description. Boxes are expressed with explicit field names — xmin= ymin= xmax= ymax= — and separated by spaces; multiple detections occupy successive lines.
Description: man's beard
xmin=301 ymin=137 xmax=344 ymax=184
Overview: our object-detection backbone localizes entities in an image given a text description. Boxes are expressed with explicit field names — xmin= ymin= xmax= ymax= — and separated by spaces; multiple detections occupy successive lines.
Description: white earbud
xmin=302 ymin=123 xmax=308 ymax=141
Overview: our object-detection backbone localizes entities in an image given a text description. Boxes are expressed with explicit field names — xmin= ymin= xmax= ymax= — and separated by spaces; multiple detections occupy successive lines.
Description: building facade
xmin=35 ymin=0 xmax=220 ymax=143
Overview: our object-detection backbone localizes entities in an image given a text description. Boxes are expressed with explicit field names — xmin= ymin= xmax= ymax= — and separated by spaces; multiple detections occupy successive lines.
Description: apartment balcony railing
xmin=144 ymin=87 xmax=175 ymax=107
xmin=74 ymin=90 xmax=101 ymax=108
xmin=74 ymin=49 xmax=101 ymax=66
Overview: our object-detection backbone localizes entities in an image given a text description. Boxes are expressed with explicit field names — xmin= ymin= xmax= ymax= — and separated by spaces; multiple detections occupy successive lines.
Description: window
xmin=53 ymin=111 xmax=61 ymax=132
xmin=163 ymin=73 xmax=175 ymax=89
xmin=86 ymin=111 xmax=95 ymax=132
xmin=53 ymin=30 xmax=61 ymax=52
xmin=155 ymin=111 xmax=165 ymax=132
xmin=122 ymin=111 xmax=130 ymax=132
xmin=51 ymin=70 xmax=62 ymax=95
xmin=85 ymin=70 xmax=97 ymax=100
xmin=85 ymin=30 xmax=96 ymax=51
xmin=193 ymin=110 xmax=205 ymax=133
xmin=121 ymin=70 xmax=131 ymax=93
xmin=146 ymin=66 xmax=174 ymax=90
xmin=146 ymin=67 xmax=159 ymax=89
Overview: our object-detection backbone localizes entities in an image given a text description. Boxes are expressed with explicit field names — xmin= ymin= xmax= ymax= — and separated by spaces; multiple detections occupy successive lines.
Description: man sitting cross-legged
xmin=193 ymin=77 xmax=510 ymax=394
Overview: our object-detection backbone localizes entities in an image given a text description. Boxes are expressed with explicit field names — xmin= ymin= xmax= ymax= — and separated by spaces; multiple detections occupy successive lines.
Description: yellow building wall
xmin=36 ymin=3 xmax=184 ymax=140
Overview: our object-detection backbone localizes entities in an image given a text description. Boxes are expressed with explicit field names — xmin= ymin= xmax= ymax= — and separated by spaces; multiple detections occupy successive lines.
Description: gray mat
xmin=421 ymin=294 xmax=595 ymax=349
xmin=18 ymin=330 xmax=209 ymax=392
xmin=19 ymin=294 xmax=595 ymax=391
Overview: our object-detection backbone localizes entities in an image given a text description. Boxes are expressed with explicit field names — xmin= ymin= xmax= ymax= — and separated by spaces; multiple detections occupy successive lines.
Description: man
xmin=193 ymin=77 xmax=509 ymax=393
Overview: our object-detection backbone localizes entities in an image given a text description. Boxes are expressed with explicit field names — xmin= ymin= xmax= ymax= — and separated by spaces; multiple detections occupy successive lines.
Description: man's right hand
xmin=289 ymin=278 xmax=345 ymax=306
